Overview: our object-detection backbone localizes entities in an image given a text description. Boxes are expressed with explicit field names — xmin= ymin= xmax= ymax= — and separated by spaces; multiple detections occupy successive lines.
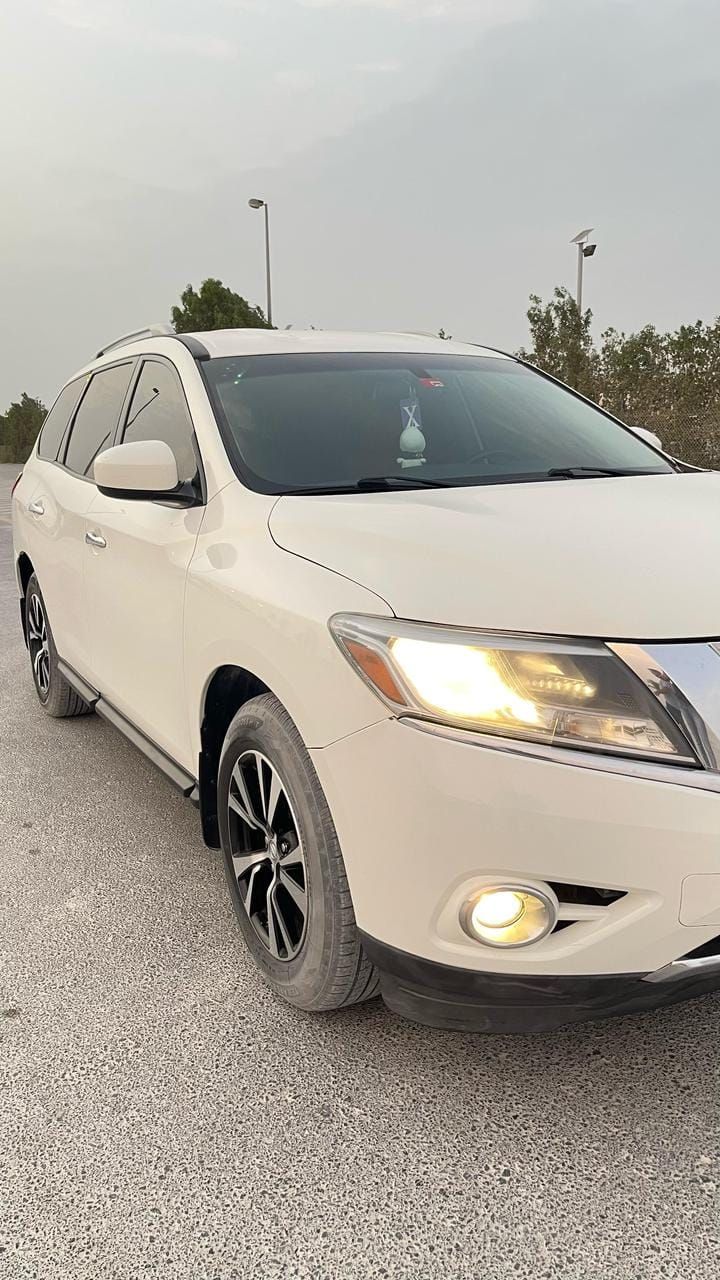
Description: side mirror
xmin=94 ymin=440 xmax=179 ymax=499
xmin=631 ymin=426 xmax=663 ymax=452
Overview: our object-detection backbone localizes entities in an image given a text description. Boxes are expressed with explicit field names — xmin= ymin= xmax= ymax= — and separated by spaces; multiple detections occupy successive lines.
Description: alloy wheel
xmin=227 ymin=750 xmax=308 ymax=961
xmin=27 ymin=593 xmax=50 ymax=698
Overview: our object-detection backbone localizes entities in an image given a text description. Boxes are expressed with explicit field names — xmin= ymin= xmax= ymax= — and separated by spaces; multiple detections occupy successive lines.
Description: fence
xmin=627 ymin=413 xmax=720 ymax=470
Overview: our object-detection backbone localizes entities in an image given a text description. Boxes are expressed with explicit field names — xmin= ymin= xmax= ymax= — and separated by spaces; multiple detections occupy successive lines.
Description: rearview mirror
xmin=94 ymin=440 xmax=179 ymax=499
xmin=631 ymin=426 xmax=663 ymax=452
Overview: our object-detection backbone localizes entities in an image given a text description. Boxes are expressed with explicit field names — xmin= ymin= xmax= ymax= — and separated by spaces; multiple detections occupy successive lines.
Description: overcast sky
xmin=1 ymin=0 xmax=717 ymax=407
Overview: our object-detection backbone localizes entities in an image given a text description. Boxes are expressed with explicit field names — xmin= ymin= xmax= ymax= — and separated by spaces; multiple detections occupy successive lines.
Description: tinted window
xmin=122 ymin=360 xmax=197 ymax=483
xmin=37 ymin=378 xmax=87 ymax=461
xmin=204 ymin=352 xmax=674 ymax=494
xmin=64 ymin=363 xmax=134 ymax=477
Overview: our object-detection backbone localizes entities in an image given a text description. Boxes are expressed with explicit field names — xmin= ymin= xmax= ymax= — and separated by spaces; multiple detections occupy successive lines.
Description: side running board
xmin=57 ymin=659 xmax=198 ymax=800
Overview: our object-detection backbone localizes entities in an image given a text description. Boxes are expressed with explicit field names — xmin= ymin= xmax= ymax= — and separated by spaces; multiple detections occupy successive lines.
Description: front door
xmin=84 ymin=357 xmax=205 ymax=773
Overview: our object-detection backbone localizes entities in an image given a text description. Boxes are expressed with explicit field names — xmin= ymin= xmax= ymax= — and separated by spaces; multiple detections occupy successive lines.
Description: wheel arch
xmin=199 ymin=664 xmax=272 ymax=847
xmin=16 ymin=552 xmax=35 ymax=646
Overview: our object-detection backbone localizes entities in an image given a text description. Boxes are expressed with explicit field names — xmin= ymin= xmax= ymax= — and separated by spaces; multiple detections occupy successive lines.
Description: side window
xmin=64 ymin=363 xmax=134 ymax=477
xmin=37 ymin=377 xmax=87 ymax=461
xmin=122 ymin=360 xmax=197 ymax=484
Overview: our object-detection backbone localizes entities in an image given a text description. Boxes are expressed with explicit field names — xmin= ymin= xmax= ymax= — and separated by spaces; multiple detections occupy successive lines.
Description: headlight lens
xmin=330 ymin=614 xmax=697 ymax=764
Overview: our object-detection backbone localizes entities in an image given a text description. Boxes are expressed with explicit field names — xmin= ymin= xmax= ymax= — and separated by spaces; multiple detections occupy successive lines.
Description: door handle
xmin=28 ymin=499 xmax=44 ymax=516
xmin=85 ymin=530 xmax=107 ymax=549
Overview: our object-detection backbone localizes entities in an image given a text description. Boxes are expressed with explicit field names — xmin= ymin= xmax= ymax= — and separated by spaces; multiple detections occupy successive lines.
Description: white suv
xmin=12 ymin=325 xmax=720 ymax=1032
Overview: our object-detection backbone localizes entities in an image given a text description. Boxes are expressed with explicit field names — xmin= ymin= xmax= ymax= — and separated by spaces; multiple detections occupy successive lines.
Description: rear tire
xmin=25 ymin=573 xmax=92 ymax=719
xmin=218 ymin=693 xmax=378 ymax=1012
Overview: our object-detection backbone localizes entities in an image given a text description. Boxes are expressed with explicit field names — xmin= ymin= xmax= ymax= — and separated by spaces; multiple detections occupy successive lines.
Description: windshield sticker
xmin=419 ymin=377 xmax=445 ymax=388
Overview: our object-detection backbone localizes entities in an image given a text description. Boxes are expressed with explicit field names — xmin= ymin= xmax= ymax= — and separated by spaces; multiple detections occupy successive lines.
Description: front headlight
xmin=330 ymin=614 xmax=697 ymax=765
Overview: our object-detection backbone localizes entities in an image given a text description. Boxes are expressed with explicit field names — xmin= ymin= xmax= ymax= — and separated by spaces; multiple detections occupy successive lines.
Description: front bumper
xmin=311 ymin=716 xmax=720 ymax=1026
xmin=361 ymin=933 xmax=720 ymax=1033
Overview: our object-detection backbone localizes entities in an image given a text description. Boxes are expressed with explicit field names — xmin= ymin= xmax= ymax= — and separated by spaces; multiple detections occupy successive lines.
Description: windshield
xmin=204 ymin=352 xmax=674 ymax=493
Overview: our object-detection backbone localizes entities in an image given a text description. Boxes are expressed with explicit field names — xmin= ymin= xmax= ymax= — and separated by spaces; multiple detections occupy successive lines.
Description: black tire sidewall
xmin=218 ymin=697 xmax=346 ymax=1009
xmin=26 ymin=574 xmax=53 ymax=706
xmin=24 ymin=573 xmax=89 ymax=718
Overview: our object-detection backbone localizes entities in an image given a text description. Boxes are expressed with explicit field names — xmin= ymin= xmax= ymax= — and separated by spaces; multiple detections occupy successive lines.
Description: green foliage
xmin=0 ymin=393 xmax=47 ymax=463
xmin=521 ymin=290 xmax=720 ymax=467
xmin=602 ymin=318 xmax=720 ymax=465
xmin=598 ymin=324 xmax=671 ymax=422
xmin=171 ymin=278 xmax=271 ymax=334
xmin=518 ymin=287 xmax=598 ymax=398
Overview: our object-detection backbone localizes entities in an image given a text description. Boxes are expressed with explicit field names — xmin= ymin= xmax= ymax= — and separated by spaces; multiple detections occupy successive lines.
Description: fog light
xmin=472 ymin=890 xmax=525 ymax=929
xmin=461 ymin=885 xmax=556 ymax=948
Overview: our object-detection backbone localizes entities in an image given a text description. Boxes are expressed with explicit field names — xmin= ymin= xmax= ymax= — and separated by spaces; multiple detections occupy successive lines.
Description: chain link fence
xmin=626 ymin=413 xmax=720 ymax=469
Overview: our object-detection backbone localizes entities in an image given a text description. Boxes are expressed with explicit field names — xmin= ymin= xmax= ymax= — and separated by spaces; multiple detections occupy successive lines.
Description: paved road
xmin=1 ymin=460 xmax=719 ymax=1280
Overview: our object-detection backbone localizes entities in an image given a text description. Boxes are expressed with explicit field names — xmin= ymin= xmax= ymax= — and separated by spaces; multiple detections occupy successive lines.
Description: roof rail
xmin=381 ymin=330 xmax=443 ymax=340
xmin=96 ymin=322 xmax=175 ymax=359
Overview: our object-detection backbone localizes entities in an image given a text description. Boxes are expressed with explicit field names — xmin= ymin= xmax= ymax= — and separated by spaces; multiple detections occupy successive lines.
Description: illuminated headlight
xmin=461 ymin=886 xmax=557 ymax=948
xmin=329 ymin=614 xmax=697 ymax=764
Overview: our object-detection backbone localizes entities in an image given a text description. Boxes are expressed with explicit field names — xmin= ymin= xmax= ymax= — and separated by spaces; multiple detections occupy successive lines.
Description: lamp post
xmin=570 ymin=227 xmax=597 ymax=313
xmin=249 ymin=198 xmax=273 ymax=326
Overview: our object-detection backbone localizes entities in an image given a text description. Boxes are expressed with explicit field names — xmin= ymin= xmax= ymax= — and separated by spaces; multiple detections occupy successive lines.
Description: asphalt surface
xmin=1 ymin=460 xmax=720 ymax=1279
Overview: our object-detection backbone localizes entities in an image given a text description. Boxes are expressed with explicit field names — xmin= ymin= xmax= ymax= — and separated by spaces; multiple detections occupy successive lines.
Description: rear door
xmin=15 ymin=377 xmax=87 ymax=552
xmin=19 ymin=365 xmax=134 ymax=678
xmin=84 ymin=356 xmax=205 ymax=770
xmin=14 ymin=377 xmax=87 ymax=644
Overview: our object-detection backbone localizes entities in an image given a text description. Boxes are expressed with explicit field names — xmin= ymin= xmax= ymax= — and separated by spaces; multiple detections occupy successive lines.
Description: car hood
xmin=269 ymin=472 xmax=720 ymax=639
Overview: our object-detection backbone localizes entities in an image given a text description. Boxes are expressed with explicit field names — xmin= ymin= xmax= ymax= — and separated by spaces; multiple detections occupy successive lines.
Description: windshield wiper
xmin=356 ymin=474 xmax=453 ymax=489
xmin=281 ymin=474 xmax=453 ymax=495
xmin=280 ymin=467 xmax=669 ymax=494
xmin=547 ymin=465 xmax=662 ymax=479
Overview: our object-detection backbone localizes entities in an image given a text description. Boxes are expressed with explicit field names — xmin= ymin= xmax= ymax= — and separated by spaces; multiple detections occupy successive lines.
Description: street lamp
xmin=570 ymin=227 xmax=597 ymax=313
xmin=248 ymin=198 xmax=273 ymax=327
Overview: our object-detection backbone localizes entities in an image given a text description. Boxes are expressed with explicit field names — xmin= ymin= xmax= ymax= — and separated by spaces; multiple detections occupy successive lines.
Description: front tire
xmin=25 ymin=573 xmax=91 ymax=718
xmin=218 ymin=694 xmax=378 ymax=1012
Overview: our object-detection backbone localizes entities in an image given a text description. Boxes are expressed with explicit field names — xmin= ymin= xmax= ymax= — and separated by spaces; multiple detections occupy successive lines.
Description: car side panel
xmin=184 ymin=481 xmax=394 ymax=761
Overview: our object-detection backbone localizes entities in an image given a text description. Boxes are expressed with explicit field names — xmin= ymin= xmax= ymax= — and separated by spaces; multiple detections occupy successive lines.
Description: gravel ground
xmin=1 ymin=461 xmax=720 ymax=1279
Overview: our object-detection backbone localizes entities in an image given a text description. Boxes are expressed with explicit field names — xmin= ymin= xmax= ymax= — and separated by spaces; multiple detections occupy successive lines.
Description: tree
xmin=518 ymin=286 xmax=598 ymax=398
xmin=594 ymin=320 xmax=720 ymax=464
xmin=669 ymin=319 xmax=720 ymax=419
xmin=0 ymin=393 xmax=46 ymax=463
xmin=519 ymin=288 xmax=720 ymax=468
xmin=597 ymin=324 xmax=671 ymax=423
xmin=171 ymin=279 xmax=271 ymax=333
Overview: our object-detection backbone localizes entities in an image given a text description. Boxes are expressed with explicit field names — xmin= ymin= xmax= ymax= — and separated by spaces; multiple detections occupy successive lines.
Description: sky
xmin=0 ymin=0 xmax=718 ymax=407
